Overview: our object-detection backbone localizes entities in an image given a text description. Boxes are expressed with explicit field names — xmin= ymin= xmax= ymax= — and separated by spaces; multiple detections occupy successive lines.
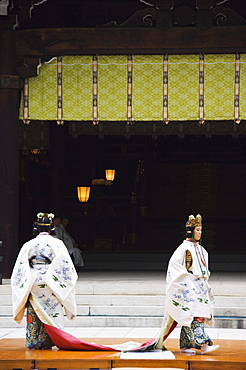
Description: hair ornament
xmin=36 ymin=212 xmax=54 ymax=226
xmin=186 ymin=214 xmax=202 ymax=228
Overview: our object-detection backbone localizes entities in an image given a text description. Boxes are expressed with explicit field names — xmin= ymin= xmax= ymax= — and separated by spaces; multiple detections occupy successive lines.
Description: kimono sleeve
xmin=43 ymin=240 xmax=78 ymax=318
xmin=10 ymin=243 xmax=36 ymax=323
xmin=165 ymin=244 xmax=196 ymax=327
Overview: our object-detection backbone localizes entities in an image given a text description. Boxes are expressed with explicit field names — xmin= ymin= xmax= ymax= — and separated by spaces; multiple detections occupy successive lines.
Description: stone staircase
xmin=1 ymin=273 xmax=246 ymax=329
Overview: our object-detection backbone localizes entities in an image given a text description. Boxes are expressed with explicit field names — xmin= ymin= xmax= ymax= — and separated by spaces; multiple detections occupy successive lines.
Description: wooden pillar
xmin=0 ymin=30 xmax=20 ymax=278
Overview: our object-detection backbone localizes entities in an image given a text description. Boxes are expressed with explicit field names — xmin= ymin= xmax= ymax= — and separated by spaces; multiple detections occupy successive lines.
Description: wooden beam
xmin=17 ymin=57 xmax=41 ymax=77
xmin=15 ymin=26 xmax=246 ymax=58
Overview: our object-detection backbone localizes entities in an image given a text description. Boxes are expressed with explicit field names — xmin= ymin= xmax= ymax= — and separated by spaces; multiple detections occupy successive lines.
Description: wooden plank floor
xmin=0 ymin=337 xmax=246 ymax=370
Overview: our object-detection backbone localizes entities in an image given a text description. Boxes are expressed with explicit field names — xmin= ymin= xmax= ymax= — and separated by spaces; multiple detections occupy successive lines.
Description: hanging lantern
xmin=105 ymin=169 xmax=115 ymax=181
xmin=31 ymin=149 xmax=40 ymax=155
xmin=77 ymin=187 xmax=90 ymax=202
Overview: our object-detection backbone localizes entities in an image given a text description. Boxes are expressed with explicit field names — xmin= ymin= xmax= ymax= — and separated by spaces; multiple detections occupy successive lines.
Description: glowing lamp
xmin=105 ymin=169 xmax=115 ymax=181
xmin=77 ymin=186 xmax=90 ymax=202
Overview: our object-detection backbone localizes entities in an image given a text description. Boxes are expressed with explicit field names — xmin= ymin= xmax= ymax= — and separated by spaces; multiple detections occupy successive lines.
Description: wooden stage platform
xmin=0 ymin=337 xmax=246 ymax=370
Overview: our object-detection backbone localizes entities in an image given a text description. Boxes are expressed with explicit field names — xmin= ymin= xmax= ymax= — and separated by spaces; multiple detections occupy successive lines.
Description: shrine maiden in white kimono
xmin=155 ymin=214 xmax=219 ymax=355
xmin=165 ymin=238 xmax=214 ymax=327
xmin=11 ymin=230 xmax=78 ymax=349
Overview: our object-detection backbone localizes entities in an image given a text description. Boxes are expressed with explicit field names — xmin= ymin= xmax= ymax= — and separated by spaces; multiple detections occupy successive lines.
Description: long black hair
xmin=185 ymin=225 xmax=194 ymax=239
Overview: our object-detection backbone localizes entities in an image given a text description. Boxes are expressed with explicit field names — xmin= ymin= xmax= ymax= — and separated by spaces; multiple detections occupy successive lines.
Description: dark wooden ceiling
xmin=13 ymin=0 xmax=246 ymax=29
xmin=9 ymin=0 xmax=246 ymax=77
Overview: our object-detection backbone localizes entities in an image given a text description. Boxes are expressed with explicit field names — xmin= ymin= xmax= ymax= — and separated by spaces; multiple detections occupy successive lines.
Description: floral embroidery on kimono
xmin=11 ymin=233 xmax=78 ymax=328
xmin=165 ymin=240 xmax=214 ymax=327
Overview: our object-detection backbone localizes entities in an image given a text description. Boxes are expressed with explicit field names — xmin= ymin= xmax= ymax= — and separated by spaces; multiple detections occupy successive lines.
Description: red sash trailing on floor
xmin=44 ymin=324 xmax=157 ymax=351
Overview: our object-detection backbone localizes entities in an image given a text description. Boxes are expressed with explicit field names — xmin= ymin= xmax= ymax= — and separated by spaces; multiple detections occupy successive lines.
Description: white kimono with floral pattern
xmin=11 ymin=233 xmax=78 ymax=329
xmin=165 ymin=240 xmax=215 ymax=327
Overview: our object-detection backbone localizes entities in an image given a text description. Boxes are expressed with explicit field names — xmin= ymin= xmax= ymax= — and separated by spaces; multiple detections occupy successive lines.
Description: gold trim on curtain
xmin=57 ymin=56 xmax=64 ymax=125
xmin=93 ymin=55 xmax=98 ymax=125
xmin=234 ymin=53 xmax=240 ymax=124
xmin=163 ymin=54 xmax=168 ymax=124
xmin=199 ymin=54 xmax=205 ymax=125
xmin=127 ymin=54 xmax=133 ymax=124
xmin=23 ymin=77 xmax=30 ymax=124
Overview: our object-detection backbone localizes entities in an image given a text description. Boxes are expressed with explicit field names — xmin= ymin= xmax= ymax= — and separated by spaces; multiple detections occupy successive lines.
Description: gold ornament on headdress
xmin=36 ymin=212 xmax=55 ymax=226
xmin=186 ymin=214 xmax=202 ymax=228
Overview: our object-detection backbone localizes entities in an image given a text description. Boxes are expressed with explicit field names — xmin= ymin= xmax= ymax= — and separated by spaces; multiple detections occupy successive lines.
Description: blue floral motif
xmin=14 ymin=262 xmax=27 ymax=287
xmin=43 ymin=298 xmax=60 ymax=311
xmin=48 ymin=252 xmax=54 ymax=259
xmin=54 ymin=261 xmax=74 ymax=281
xmin=175 ymin=283 xmax=196 ymax=304
xmin=38 ymin=247 xmax=46 ymax=255
xmin=173 ymin=291 xmax=195 ymax=304
xmin=194 ymin=278 xmax=208 ymax=299
xmin=36 ymin=275 xmax=46 ymax=283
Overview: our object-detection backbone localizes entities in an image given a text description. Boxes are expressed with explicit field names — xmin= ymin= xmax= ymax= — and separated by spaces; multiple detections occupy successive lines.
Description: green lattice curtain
xmin=20 ymin=54 xmax=246 ymax=124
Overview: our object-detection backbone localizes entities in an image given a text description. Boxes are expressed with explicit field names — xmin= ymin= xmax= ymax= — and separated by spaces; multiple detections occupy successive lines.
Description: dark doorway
xmin=19 ymin=128 xmax=246 ymax=256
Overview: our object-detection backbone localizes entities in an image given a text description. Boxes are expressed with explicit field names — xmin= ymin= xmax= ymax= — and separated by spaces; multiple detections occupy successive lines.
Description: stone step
xmin=3 ymin=272 xmax=246 ymax=329
xmin=2 ymin=283 xmax=246 ymax=325
xmin=2 ymin=284 xmax=246 ymax=296
xmin=1 ymin=316 xmax=245 ymax=329
xmin=2 ymin=292 xmax=246 ymax=307
xmin=1 ymin=305 xmax=246 ymax=318
xmin=0 ymin=293 xmax=168 ymax=305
